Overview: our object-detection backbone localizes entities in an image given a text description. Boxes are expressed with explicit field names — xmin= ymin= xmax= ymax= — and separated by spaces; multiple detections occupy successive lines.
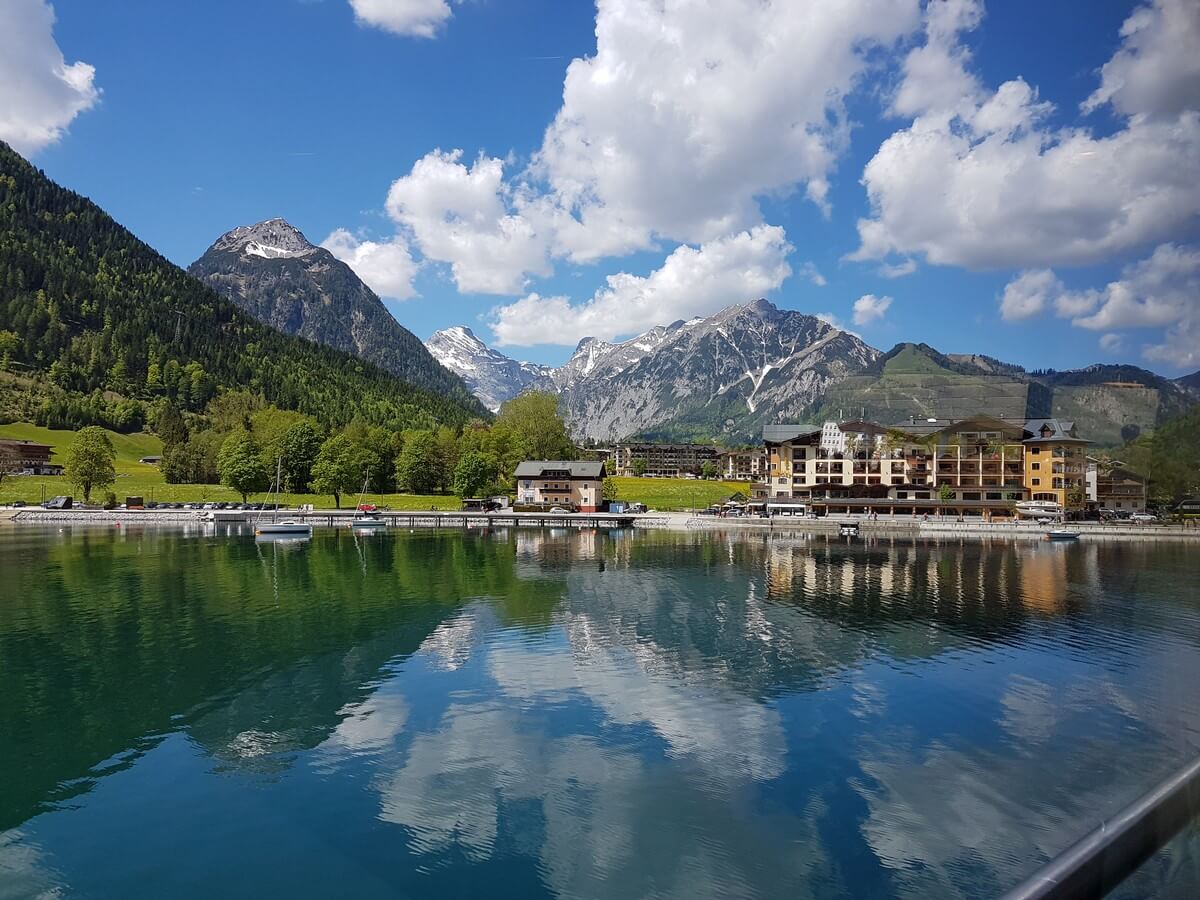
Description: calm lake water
xmin=1 ymin=525 xmax=1198 ymax=899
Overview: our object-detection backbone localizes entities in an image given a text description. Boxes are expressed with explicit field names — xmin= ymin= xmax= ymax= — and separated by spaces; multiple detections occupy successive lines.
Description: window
xmin=1032 ymin=478 xmax=1040 ymax=486
xmin=1030 ymin=447 xmax=1040 ymax=454
xmin=1032 ymin=463 xmax=1040 ymax=470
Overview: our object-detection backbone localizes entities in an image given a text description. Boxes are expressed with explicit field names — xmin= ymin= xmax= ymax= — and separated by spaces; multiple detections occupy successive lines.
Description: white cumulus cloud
xmin=1082 ymin=0 xmax=1200 ymax=119
xmin=347 ymin=0 xmax=922 ymax=296
xmin=852 ymin=294 xmax=893 ymax=326
xmin=321 ymin=228 xmax=419 ymax=301
xmin=489 ymin=225 xmax=793 ymax=347
xmin=348 ymin=0 xmax=452 ymax=38
xmin=535 ymin=0 xmax=921 ymax=261
xmin=1000 ymin=243 xmax=1200 ymax=369
xmin=385 ymin=149 xmax=551 ymax=295
xmin=999 ymin=269 xmax=1061 ymax=322
xmin=0 ymin=0 xmax=99 ymax=156
xmin=850 ymin=0 xmax=1200 ymax=271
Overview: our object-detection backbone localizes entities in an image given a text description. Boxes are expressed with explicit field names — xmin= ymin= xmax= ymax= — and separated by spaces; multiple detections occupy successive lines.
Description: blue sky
xmin=5 ymin=0 xmax=1199 ymax=373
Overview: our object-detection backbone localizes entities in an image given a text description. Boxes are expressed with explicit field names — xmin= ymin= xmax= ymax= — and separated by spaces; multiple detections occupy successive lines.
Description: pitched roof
xmin=514 ymin=460 xmax=606 ymax=478
xmin=762 ymin=425 xmax=821 ymax=444
xmin=1023 ymin=418 xmax=1089 ymax=443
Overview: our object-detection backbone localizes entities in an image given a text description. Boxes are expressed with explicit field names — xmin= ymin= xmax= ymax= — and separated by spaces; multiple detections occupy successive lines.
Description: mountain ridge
xmin=427 ymin=304 xmax=1196 ymax=446
xmin=190 ymin=219 xmax=484 ymax=413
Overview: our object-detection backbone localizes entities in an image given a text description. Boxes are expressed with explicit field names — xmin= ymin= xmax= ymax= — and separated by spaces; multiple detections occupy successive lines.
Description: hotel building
xmin=762 ymin=416 xmax=1088 ymax=518
xmin=719 ymin=448 xmax=769 ymax=481
xmin=610 ymin=442 xmax=721 ymax=477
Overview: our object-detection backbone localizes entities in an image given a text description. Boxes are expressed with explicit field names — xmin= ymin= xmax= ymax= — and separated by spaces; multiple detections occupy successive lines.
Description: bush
xmin=102 ymin=491 xmax=118 ymax=510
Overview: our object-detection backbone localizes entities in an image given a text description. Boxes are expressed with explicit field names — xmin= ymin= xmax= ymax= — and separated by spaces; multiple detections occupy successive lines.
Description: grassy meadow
xmin=1 ymin=424 xmax=749 ymax=510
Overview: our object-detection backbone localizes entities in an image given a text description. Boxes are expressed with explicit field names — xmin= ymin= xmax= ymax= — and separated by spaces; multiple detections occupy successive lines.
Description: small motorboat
xmin=348 ymin=515 xmax=387 ymax=530
xmin=839 ymin=522 xmax=860 ymax=537
xmin=1044 ymin=529 xmax=1081 ymax=541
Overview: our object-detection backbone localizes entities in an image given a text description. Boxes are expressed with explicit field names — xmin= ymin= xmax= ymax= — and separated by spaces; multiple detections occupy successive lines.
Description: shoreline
xmin=5 ymin=507 xmax=1198 ymax=541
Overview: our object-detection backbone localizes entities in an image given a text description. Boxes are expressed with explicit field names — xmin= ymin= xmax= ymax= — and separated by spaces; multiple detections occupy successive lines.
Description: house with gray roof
xmin=514 ymin=460 xmax=607 ymax=511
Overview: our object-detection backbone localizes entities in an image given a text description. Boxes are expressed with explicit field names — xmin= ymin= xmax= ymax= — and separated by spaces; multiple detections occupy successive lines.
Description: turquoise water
xmin=1 ymin=525 xmax=1198 ymax=898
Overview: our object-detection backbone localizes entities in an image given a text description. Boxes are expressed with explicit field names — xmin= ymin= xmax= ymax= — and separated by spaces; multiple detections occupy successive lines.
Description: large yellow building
xmin=1021 ymin=419 xmax=1089 ymax=511
xmin=762 ymin=415 xmax=1089 ymax=518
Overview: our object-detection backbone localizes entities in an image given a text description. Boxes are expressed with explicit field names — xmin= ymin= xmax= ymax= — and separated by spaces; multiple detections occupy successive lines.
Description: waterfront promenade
xmin=6 ymin=506 xmax=1198 ymax=541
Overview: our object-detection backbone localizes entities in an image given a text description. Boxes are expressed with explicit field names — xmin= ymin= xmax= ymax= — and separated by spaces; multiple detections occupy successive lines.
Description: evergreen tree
xmin=154 ymin=402 xmax=188 ymax=448
xmin=64 ymin=426 xmax=117 ymax=503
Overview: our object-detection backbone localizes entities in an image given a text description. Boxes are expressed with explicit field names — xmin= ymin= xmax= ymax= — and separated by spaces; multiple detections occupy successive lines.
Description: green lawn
xmin=608 ymin=476 xmax=747 ymax=511
xmin=2 ymin=423 xmax=748 ymax=510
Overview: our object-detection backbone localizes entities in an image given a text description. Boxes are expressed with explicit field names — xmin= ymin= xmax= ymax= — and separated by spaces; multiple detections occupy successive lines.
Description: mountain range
xmin=429 ymin=301 xmax=1199 ymax=446
xmin=3 ymin=133 xmax=1193 ymax=448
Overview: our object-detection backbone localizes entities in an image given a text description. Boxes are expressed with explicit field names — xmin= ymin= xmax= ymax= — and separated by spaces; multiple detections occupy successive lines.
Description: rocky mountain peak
xmin=209 ymin=218 xmax=318 ymax=260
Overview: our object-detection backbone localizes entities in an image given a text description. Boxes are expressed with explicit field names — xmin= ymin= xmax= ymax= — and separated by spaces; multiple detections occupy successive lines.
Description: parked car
xmin=9 ymin=500 xmax=26 ymax=508
xmin=1130 ymin=513 xmax=1158 ymax=524
xmin=549 ymin=506 xmax=572 ymax=513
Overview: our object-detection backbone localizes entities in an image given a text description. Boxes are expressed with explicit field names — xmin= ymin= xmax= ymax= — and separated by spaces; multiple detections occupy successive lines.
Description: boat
xmin=254 ymin=458 xmax=312 ymax=539
xmin=839 ymin=522 xmax=860 ymax=537
xmin=1044 ymin=529 xmax=1081 ymax=541
xmin=347 ymin=471 xmax=387 ymax=530
xmin=256 ymin=521 xmax=313 ymax=536
xmin=1016 ymin=500 xmax=1064 ymax=519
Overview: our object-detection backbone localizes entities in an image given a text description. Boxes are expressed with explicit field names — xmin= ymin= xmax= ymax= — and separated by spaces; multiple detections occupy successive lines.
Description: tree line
xmin=159 ymin=391 xmax=577 ymax=505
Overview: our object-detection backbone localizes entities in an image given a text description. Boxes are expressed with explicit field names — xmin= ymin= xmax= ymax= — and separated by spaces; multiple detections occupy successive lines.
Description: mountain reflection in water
xmin=0 ymin=527 xmax=1197 ymax=898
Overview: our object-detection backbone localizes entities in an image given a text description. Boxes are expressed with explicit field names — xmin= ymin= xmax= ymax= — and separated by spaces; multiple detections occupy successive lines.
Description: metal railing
xmin=1001 ymin=756 xmax=1200 ymax=899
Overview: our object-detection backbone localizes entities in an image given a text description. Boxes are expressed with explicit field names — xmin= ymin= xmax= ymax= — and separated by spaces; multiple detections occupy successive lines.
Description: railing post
xmin=1001 ymin=756 xmax=1200 ymax=899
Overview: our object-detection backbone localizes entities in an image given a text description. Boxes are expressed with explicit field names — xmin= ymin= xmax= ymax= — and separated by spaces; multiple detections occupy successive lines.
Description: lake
xmin=1 ymin=525 xmax=1198 ymax=898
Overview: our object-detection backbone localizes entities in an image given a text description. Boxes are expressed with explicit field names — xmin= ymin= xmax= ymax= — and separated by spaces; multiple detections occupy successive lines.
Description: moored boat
xmin=1044 ymin=529 xmax=1080 ymax=541
xmin=254 ymin=458 xmax=312 ymax=539
xmin=347 ymin=472 xmax=387 ymax=530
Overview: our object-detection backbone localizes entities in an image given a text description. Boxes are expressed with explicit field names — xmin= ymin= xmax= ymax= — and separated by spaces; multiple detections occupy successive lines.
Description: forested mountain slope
xmin=0 ymin=141 xmax=484 ymax=429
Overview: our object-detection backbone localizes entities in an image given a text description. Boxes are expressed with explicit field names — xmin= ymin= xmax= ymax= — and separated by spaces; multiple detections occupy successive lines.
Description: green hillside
xmin=0 ymin=141 xmax=486 ymax=431
xmin=818 ymin=344 xmax=1031 ymax=425
xmin=0 ymin=422 xmax=161 ymax=472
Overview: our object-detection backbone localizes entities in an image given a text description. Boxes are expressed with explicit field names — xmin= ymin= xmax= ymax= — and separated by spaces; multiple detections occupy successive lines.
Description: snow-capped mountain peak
xmin=426 ymin=327 xmax=554 ymax=412
xmin=211 ymin=218 xmax=319 ymax=260
xmin=425 ymin=300 xmax=881 ymax=439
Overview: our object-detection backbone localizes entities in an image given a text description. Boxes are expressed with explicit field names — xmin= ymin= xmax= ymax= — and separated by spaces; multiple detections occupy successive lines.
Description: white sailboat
xmin=348 ymin=470 xmax=387 ymax=530
xmin=255 ymin=457 xmax=313 ymax=538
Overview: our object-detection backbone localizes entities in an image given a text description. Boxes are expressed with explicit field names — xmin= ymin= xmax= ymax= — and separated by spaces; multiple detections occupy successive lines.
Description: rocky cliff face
xmin=425 ymin=326 xmax=554 ymax=412
xmin=552 ymin=300 xmax=880 ymax=442
xmin=189 ymin=219 xmax=481 ymax=409
xmin=426 ymin=300 xmax=881 ymax=442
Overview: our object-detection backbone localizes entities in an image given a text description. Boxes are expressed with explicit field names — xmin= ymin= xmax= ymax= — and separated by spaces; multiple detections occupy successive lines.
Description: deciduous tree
xmin=454 ymin=450 xmax=494 ymax=499
xmin=217 ymin=432 xmax=270 ymax=502
xmin=65 ymin=426 xmax=117 ymax=503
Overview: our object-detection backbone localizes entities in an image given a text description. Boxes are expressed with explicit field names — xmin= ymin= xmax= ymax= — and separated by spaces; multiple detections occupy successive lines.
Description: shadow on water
xmin=0 ymin=526 xmax=1197 ymax=898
